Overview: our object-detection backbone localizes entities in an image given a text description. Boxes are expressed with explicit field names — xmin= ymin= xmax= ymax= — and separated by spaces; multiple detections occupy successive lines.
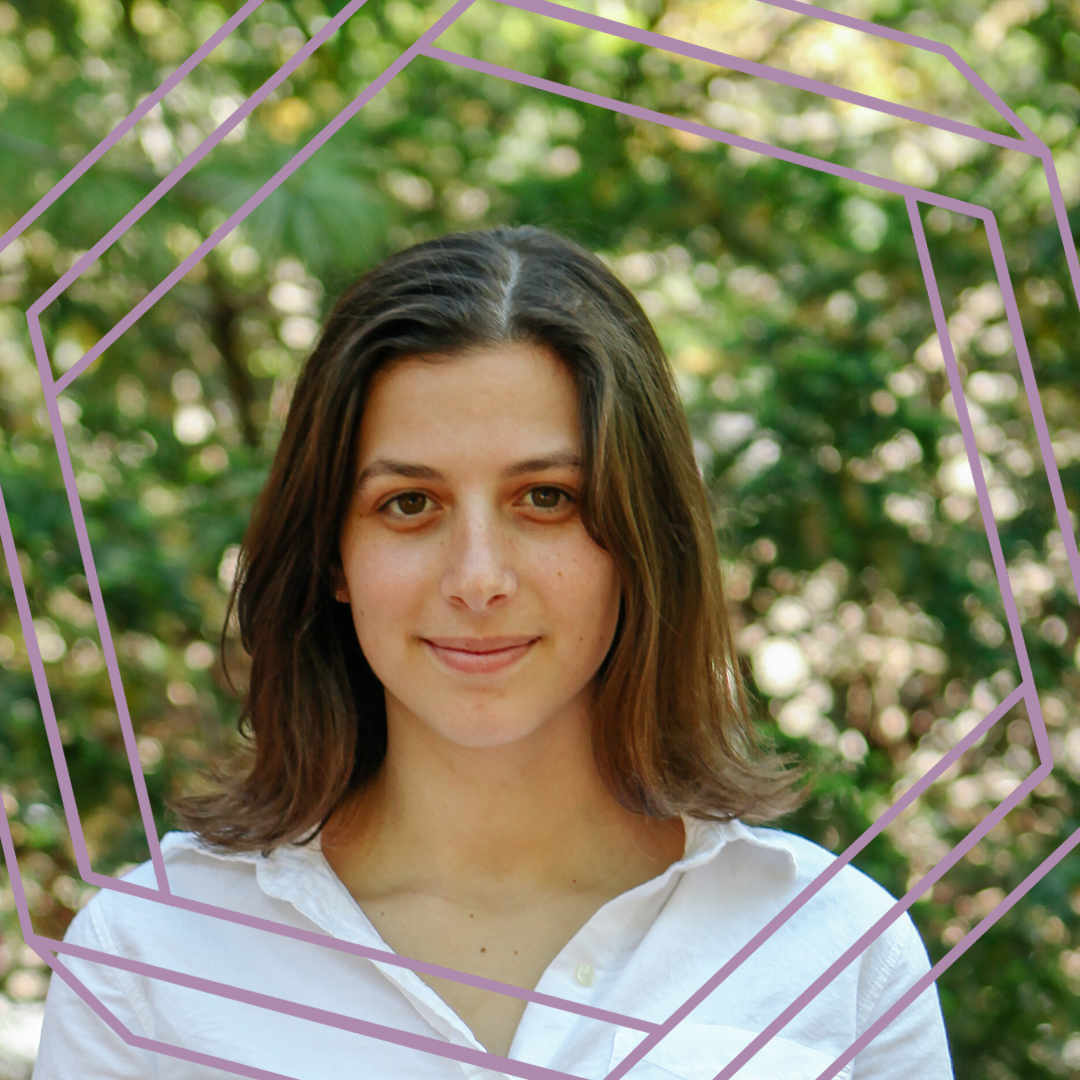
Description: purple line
xmin=0 ymin=767 xmax=654 ymax=1048
xmin=0 ymin=753 xmax=42 ymax=945
xmin=751 ymin=0 xmax=1036 ymax=143
xmin=982 ymin=203 xmax=1080 ymax=615
xmin=0 ymin=469 xmax=100 ymax=884
xmin=5 ymin=788 xmax=543 ymax=1080
xmin=683 ymin=188 xmax=1067 ymax=1074
xmin=34 ymin=0 xmax=1041 ymax=393
xmin=0 ymin=587 xmax=185 ymax=900
xmin=2 ymin=0 xmax=1075 ymax=1073
xmin=0 ymin=0 xmax=685 ymax=1030
xmin=0 ymin=0 xmax=269 ymax=259
xmin=39 ymin=686 xmax=1020 ymax=1048
xmin=6 ymin=90 xmax=1045 ymax=1054
xmin=697 ymin=761 xmax=1051 ymax=1080
xmin=15 ymin=0 xmax=387 ymax=893
xmin=49 ymin=0 xmax=476 ymax=395
xmin=49 ymin=871 xmax=657 ymax=1030
xmin=980 ymin=212 xmax=1074 ymax=764
xmin=0 ymin=683 xmax=1012 ymax=1065
xmin=421 ymin=46 xmax=996 ymax=221
xmin=906 ymin=196 xmax=1049 ymax=753
xmin=1041 ymin=149 xmax=1080 ymax=326
xmin=29 ymin=0 xmax=374 ymax=328
xmin=668 ymin=193 xmax=1075 ymax=1080
xmin=494 ymin=0 xmax=1034 ymax=155
xmin=605 ymin=686 xmax=1025 ymax=1080
xmin=1031 ymin=148 xmax=1080 ymax=627
xmin=45 ymin=938 xmax=586 ymax=1080
xmin=18 ymin=0 xmax=376 ymax=899
xmin=909 ymin=196 xmax=1027 ymax=669
xmin=503 ymin=0 xmax=1039 ymax=150
xmin=23 ymin=0 xmax=480 ymax=899
xmin=818 ymin=821 xmax=1080 ymax=1080
xmin=38 ymin=953 xmax=307 ymax=1080
xmin=23 ymin=319 xmax=171 ymax=891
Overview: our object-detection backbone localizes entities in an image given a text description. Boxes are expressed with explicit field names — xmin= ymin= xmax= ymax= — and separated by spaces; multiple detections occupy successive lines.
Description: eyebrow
xmin=356 ymin=449 xmax=582 ymax=489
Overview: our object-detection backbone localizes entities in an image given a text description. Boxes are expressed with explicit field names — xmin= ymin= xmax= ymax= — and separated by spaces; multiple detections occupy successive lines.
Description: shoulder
xmin=40 ymin=835 xmax=281 ymax=1078
xmin=65 ymin=831 xmax=271 ymax=952
xmin=724 ymin=824 xmax=924 ymax=962
xmin=753 ymin=826 xmax=902 ymax=911
xmin=96 ymin=829 xmax=265 ymax=897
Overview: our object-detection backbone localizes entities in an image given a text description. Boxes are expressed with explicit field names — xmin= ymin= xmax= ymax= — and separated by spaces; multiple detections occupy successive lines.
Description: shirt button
xmin=574 ymin=962 xmax=595 ymax=987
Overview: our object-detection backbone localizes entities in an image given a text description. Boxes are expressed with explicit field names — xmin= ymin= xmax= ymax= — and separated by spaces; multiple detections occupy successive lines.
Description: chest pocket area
xmin=609 ymin=1022 xmax=853 ymax=1080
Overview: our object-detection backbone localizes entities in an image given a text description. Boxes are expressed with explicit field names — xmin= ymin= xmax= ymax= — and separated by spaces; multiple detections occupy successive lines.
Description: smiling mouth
xmin=422 ymin=636 xmax=540 ymax=674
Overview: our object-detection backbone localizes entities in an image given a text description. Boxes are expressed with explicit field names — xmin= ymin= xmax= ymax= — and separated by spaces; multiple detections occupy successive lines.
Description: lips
xmin=422 ymin=635 xmax=539 ymax=674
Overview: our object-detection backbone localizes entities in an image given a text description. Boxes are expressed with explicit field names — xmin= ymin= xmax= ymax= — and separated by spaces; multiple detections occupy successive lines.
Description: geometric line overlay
xmin=1 ymin=0 xmax=1079 ymax=1078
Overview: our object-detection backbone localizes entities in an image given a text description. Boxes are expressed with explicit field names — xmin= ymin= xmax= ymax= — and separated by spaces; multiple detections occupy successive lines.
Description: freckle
xmin=469 ymin=913 xmax=474 ymax=918
xmin=514 ymin=950 xmax=518 ymax=955
xmin=481 ymin=947 xmax=486 ymax=953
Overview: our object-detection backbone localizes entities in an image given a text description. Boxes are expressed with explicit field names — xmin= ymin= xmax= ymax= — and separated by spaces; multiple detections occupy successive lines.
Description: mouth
xmin=421 ymin=635 xmax=540 ymax=674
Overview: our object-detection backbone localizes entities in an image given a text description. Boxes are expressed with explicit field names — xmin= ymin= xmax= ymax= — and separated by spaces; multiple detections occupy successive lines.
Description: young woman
xmin=34 ymin=226 xmax=952 ymax=1079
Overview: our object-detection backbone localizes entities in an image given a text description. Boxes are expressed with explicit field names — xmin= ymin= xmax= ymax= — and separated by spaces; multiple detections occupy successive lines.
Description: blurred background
xmin=1 ymin=0 xmax=1080 ymax=1075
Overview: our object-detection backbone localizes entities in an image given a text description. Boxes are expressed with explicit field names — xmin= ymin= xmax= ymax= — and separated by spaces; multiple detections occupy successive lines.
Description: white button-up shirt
xmin=33 ymin=819 xmax=952 ymax=1080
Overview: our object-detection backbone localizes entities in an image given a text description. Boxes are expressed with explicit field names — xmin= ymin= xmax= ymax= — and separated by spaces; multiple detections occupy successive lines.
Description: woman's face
xmin=336 ymin=341 xmax=621 ymax=750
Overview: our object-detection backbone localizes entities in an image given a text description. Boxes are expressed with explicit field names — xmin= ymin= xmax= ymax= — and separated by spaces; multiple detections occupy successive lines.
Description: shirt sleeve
xmin=851 ymin=912 xmax=953 ymax=1080
xmin=32 ymin=904 xmax=159 ymax=1080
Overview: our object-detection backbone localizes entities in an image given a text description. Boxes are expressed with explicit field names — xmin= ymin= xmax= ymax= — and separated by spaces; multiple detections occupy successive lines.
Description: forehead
xmin=358 ymin=342 xmax=580 ymax=461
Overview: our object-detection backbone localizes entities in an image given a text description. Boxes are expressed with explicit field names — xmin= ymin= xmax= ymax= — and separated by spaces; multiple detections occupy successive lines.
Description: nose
xmin=441 ymin=500 xmax=517 ymax=613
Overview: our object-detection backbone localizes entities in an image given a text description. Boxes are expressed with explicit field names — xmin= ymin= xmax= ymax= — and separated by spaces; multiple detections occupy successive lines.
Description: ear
xmin=330 ymin=564 xmax=350 ymax=604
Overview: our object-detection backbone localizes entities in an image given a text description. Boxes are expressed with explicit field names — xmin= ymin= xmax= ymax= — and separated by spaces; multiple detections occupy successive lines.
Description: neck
xmin=322 ymin=689 xmax=684 ymax=902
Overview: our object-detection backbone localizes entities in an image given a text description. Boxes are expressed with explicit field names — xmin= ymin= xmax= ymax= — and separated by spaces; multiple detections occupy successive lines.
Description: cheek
xmin=343 ymin=531 xmax=435 ymax=643
xmin=537 ymin=537 xmax=620 ymax=642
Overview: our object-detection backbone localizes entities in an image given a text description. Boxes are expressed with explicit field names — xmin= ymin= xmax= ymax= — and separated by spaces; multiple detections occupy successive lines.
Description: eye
xmin=384 ymin=491 xmax=432 ymax=516
xmin=522 ymin=486 xmax=571 ymax=511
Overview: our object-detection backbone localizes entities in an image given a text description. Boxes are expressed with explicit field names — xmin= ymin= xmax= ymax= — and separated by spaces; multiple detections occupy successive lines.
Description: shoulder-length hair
xmin=172 ymin=224 xmax=802 ymax=852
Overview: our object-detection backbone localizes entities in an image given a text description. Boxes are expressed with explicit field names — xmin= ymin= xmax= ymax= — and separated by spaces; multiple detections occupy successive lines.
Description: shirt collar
xmin=679 ymin=816 xmax=798 ymax=877
xmin=162 ymin=814 xmax=798 ymax=929
xmin=160 ymin=818 xmax=798 ymax=1057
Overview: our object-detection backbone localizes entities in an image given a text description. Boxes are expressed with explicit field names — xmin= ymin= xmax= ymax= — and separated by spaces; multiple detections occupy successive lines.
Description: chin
xmin=424 ymin=706 xmax=551 ymax=750
xmin=437 ymin=722 xmax=542 ymax=750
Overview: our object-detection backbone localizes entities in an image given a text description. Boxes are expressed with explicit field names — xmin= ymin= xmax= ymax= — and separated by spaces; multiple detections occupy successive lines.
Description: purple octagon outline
xmin=1 ymin=1 xmax=1080 ymax=1078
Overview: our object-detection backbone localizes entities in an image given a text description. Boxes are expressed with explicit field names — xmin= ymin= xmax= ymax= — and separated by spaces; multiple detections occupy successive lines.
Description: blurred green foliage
xmin=2 ymin=0 xmax=1080 ymax=1075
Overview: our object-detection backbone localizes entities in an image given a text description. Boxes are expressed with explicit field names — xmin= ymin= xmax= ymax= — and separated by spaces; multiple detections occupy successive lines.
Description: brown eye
xmin=390 ymin=492 xmax=430 ymax=516
xmin=527 ymin=487 xmax=566 ymax=510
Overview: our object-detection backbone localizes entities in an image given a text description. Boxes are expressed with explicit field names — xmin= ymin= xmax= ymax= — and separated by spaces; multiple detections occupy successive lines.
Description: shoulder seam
xmin=855 ymin=911 xmax=912 ymax=1036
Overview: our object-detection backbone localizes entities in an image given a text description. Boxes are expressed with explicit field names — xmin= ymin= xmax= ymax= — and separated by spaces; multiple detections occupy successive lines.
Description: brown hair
xmin=172 ymin=225 xmax=802 ymax=851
